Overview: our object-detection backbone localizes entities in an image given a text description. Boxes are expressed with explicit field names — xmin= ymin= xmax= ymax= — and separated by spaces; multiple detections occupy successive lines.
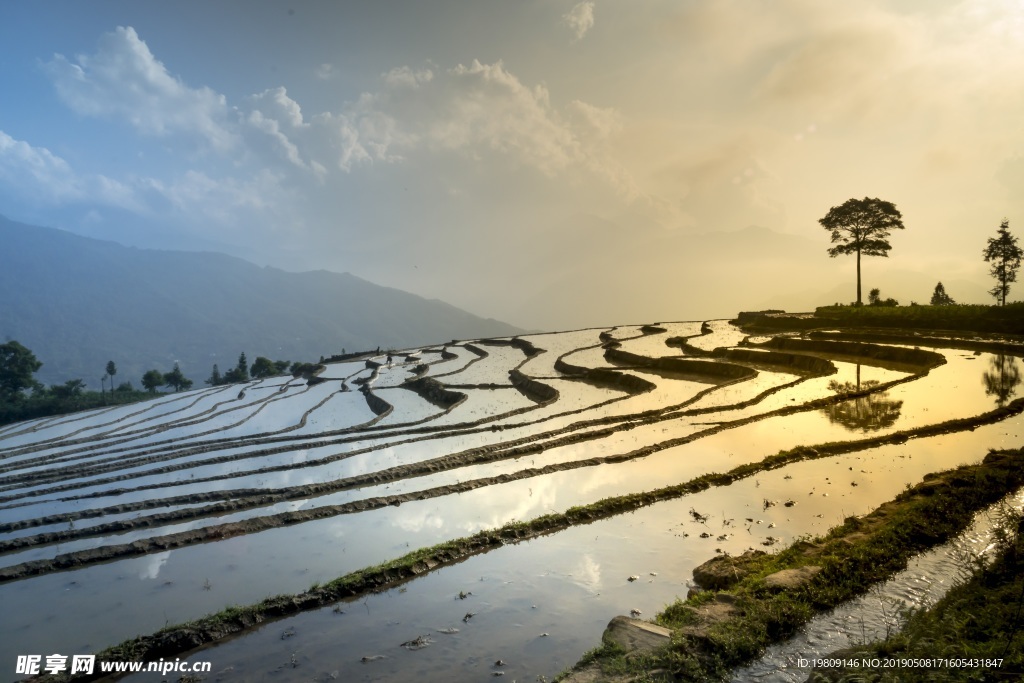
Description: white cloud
xmin=249 ymin=87 xmax=307 ymax=129
xmin=43 ymin=26 xmax=237 ymax=151
xmin=382 ymin=66 xmax=434 ymax=88
xmin=246 ymin=110 xmax=308 ymax=169
xmin=40 ymin=26 xmax=636 ymax=198
xmin=296 ymin=60 xmax=622 ymax=181
xmin=141 ymin=169 xmax=291 ymax=231
xmin=428 ymin=60 xmax=581 ymax=174
xmin=0 ymin=130 xmax=142 ymax=210
xmin=328 ymin=60 xmax=597 ymax=177
xmin=244 ymin=87 xmax=326 ymax=176
xmin=564 ymin=1 xmax=595 ymax=42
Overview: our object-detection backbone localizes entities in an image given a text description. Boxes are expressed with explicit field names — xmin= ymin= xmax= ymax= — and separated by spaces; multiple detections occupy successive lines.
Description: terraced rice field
xmin=2 ymin=321 xmax=1022 ymax=682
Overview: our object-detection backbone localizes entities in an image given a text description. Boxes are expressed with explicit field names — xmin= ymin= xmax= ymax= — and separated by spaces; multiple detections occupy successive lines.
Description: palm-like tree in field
xmin=106 ymin=360 xmax=117 ymax=396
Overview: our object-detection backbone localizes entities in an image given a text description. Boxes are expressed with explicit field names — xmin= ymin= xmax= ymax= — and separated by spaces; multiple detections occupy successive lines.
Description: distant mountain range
xmin=0 ymin=215 xmax=524 ymax=388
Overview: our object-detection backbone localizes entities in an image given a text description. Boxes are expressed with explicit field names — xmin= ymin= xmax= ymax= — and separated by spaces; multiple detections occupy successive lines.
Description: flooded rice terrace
xmin=1 ymin=321 xmax=1022 ymax=681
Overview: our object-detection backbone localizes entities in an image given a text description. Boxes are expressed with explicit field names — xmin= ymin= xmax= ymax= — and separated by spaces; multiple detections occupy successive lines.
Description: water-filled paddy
xmin=1 ymin=322 xmax=1021 ymax=679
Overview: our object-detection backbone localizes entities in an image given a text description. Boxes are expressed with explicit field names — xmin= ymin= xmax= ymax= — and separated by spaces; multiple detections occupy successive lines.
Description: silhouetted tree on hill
xmin=983 ymin=220 xmax=1022 ymax=306
xmin=106 ymin=360 xmax=117 ymax=394
xmin=930 ymin=282 xmax=955 ymax=306
xmin=820 ymin=197 xmax=905 ymax=305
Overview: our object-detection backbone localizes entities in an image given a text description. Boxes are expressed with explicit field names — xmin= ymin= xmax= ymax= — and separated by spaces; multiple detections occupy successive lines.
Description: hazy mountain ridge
xmin=0 ymin=215 xmax=523 ymax=388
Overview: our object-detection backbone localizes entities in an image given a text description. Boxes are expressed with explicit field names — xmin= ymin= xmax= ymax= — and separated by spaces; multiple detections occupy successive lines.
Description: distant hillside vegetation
xmin=0 ymin=215 xmax=523 ymax=388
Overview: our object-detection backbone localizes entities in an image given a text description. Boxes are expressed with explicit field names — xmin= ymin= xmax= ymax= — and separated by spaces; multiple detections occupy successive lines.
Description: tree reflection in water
xmin=822 ymin=364 xmax=903 ymax=432
xmin=983 ymin=354 xmax=1022 ymax=407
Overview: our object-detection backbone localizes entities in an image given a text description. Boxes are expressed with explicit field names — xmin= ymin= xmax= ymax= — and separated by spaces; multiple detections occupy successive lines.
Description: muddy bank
xmin=554 ymin=356 xmax=657 ymax=394
xmin=476 ymin=337 xmax=544 ymax=358
xmin=400 ymin=377 xmax=467 ymax=409
xmin=807 ymin=329 xmax=1024 ymax=356
xmin=668 ymin=338 xmax=839 ymax=377
xmin=715 ymin=348 xmax=837 ymax=376
xmin=360 ymin=388 xmax=393 ymax=416
xmin=603 ymin=347 xmax=757 ymax=382
xmin=509 ymin=369 xmax=560 ymax=403
xmin=754 ymin=336 xmax=946 ymax=369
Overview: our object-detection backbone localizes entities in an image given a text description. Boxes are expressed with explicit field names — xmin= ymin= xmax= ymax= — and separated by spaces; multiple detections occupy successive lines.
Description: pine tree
xmin=930 ymin=282 xmax=955 ymax=306
xmin=983 ymin=220 xmax=1023 ymax=306
xmin=206 ymin=364 xmax=222 ymax=386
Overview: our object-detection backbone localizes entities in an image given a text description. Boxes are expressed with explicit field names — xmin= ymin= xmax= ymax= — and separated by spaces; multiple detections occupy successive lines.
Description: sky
xmin=1 ymin=0 xmax=1023 ymax=330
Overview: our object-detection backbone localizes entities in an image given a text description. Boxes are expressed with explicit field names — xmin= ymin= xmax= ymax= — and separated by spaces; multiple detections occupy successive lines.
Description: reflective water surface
xmin=0 ymin=323 xmax=1021 ymax=680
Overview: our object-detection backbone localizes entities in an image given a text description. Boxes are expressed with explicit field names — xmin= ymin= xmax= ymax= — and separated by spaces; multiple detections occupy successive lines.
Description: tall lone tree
xmin=819 ymin=197 xmax=905 ymax=305
xmin=106 ymin=361 xmax=117 ymax=393
xmin=982 ymin=220 xmax=1022 ymax=306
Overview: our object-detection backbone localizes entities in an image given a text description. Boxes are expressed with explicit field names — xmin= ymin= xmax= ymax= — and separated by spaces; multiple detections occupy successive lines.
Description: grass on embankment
xmin=559 ymin=448 xmax=1024 ymax=682
xmin=808 ymin=505 xmax=1024 ymax=682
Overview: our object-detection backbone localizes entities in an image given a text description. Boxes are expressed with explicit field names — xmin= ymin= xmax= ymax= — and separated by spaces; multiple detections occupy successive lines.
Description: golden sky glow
xmin=1 ymin=0 xmax=1022 ymax=328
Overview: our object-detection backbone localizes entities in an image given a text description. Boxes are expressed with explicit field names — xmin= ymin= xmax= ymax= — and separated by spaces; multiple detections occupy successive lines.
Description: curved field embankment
xmin=554 ymin=355 xmax=658 ymax=394
xmin=3 ymin=369 xmax=1020 ymax=582
xmin=754 ymin=336 xmax=946 ymax=369
xmin=603 ymin=347 xmax=757 ymax=383
xmin=6 ymin=321 xmax=1024 ymax=682
xmin=399 ymin=377 xmax=467 ymax=409
xmin=0 ymin=325 xmax=943 ymax=520
xmin=28 ymin=428 xmax=1024 ymax=683
xmin=0 ymin=327 xmax=944 ymax=520
xmin=806 ymin=329 xmax=1024 ymax=356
